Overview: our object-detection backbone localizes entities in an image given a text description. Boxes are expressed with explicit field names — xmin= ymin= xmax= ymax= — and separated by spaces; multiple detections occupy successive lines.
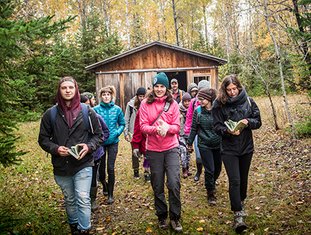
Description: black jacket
xmin=212 ymin=89 xmax=261 ymax=155
xmin=38 ymin=105 xmax=103 ymax=176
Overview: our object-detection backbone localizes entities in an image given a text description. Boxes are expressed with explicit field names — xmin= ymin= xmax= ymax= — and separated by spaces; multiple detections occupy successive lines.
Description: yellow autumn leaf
xmin=145 ymin=227 xmax=153 ymax=233
xmin=197 ymin=227 xmax=204 ymax=232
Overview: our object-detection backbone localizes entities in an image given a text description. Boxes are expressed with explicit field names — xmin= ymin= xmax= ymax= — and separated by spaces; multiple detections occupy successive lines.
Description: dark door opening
xmin=165 ymin=71 xmax=187 ymax=92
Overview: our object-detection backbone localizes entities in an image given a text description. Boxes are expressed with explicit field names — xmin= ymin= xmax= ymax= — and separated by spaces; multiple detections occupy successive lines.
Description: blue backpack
xmin=50 ymin=103 xmax=93 ymax=133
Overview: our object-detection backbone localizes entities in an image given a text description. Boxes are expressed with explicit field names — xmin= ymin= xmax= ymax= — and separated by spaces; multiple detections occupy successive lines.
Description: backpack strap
xmin=151 ymin=101 xmax=171 ymax=125
xmin=49 ymin=103 xmax=93 ymax=134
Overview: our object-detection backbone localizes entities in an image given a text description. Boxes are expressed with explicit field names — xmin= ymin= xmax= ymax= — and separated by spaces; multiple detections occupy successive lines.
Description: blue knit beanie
xmin=153 ymin=72 xmax=169 ymax=89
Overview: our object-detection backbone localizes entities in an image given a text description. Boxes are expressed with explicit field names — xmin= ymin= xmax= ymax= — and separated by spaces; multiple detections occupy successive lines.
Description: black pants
xmin=199 ymin=148 xmax=222 ymax=192
xmin=146 ymin=147 xmax=181 ymax=221
xmin=99 ymin=143 xmax=118 ymax=194
xmin=91 ymin=159 xmax=101 ymax=188
xmin=222 ymin=152 xmax=253 ymax=211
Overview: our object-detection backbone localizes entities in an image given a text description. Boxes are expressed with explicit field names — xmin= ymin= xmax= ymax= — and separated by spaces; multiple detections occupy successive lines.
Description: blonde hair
xmin=99 ymin=85 xmax=116 ymax=101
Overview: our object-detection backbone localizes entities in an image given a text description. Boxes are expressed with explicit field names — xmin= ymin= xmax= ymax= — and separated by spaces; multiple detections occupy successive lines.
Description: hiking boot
xmin=144 ymin=172 xmax=151 ymax=182
xmin=158 ymin=219 xmax=168 ymax=229
xmin=102 ymin=181 xmax=108 ymax=196
xmin=182 ymin=167 xmax=188 ymax=178
xmin=69 ymin=223 xmax=78 ymax=235
xmin=233 ymin=211 xmax=247 ymax=234
xmin=194 ymin=162 xmax=202 ymax=182
xmin=170 ymin=219 xmax=183 ymax=232
xmin=134 ymin=170 xmax=139 ymax=179
xmin=107 ymin=196 xmax=114 ymax=204
xmin=90 ymin=187 xmax=99 ymax=212
xmin=207 ymin=191 xmax=217 ymax=206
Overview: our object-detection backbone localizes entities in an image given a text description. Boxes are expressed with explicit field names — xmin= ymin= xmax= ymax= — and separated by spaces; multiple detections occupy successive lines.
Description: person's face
xmin=101 ymin=92 xmax=112 ymax=103
xmin=153 ymin=84 xmax=167 ymax=98
xmin=60 ymin=81 xmax=76 ymax=101
xmin=137 ymin=95 xmax=145 ymax=102
xmin=171 ymin=82 xmax=178 ymax=91
xmin=191 ymin=90 xmax=198 ymax=98
xmin=90 ymin=97 xmax=96 ymax=107
xmin=183 ymin=100 xmax=190 ymax=109
xmin=198 ymin=97 xmax=210 ymax=109
xmin=226 ymin=83 xmax=239 ymax=98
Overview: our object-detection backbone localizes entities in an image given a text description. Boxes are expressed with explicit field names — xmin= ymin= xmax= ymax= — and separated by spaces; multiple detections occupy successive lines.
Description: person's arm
xmin=86 ymin=109 xmax=104 ymax=152
xmin=38 ymin=109 xmax=60 ymax=156
xmin=212 ymin=101 xmax=230 ymax=137
xmin=116 ymin=108 xmax=126 ymax=137
xmin=187 ymin=109 xmax=198 ymax=145
xmin=140 ymin=101 xmax=158 ymax=135
xmin=166 ymin=102 xmax=180 ymax=135
xmin=246 ymin=98 xmax=262 ymax=130
xmin=131 ymin=110 xmax=142 ymax=149
xmin=123 ymin=103 xmax=131 ymax=137
xmin=184 ymin=98 xmax=195 ymax=136
xmin=97 ymin=114 xmax=110 ymax=142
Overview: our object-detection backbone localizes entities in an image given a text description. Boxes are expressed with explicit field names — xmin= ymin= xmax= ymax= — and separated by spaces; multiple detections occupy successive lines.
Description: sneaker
xmin=194 ymin=173 xmax=200 ymax=182
xmin=134 ymin=170 xmax=139 ymax=179
xmin=158 ymin=219 xmax=168 ymax=229
xmin=170 ymin=219 xmax=182 ymax=232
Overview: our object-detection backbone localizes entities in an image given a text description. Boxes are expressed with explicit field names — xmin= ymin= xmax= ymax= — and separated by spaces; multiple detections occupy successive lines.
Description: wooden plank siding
xmin=88 ymin=41 xmax=226 ymax=111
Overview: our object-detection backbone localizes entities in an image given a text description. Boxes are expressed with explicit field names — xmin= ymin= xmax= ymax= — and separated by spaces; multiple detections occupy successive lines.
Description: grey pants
xmin=146 ymin=147 xmax=181 ymax=220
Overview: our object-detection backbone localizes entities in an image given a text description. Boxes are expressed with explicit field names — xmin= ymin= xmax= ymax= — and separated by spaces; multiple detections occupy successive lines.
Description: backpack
xmin=50 ymin=103 xmax=94 ymax=134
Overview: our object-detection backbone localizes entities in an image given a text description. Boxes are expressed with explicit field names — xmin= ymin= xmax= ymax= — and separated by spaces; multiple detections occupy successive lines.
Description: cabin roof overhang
xmin=86 ymin=41 xmax=227 ymax=72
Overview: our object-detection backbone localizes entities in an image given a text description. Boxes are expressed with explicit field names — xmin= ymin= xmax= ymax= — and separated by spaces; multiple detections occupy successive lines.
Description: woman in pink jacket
xmin=139 ymin=72 xmax=182 ymax=232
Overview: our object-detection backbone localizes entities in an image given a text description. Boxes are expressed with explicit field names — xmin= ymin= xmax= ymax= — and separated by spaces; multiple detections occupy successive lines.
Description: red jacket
xmin=131 ymin=109 xmax=146 ymax=154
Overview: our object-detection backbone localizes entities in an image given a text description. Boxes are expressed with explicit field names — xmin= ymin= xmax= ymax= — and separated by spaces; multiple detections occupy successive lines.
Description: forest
xmin=0 ymin=0 xmax=310 ymax=234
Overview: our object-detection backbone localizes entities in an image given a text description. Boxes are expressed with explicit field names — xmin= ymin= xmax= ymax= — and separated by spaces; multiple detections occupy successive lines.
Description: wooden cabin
xmin=86 ymin=41 xmax=227 ymax=110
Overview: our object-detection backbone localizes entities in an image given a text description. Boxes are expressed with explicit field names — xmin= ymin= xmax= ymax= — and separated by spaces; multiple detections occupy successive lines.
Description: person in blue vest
xmin=38 ymin=76 xmax=103 ymax=234
xmin=94 ymin=85 xmax=125 ymax=204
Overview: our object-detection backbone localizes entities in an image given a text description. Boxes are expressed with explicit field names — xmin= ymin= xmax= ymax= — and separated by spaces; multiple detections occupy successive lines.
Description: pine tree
xmin=0 ymin=0 xmax=73 ymax=166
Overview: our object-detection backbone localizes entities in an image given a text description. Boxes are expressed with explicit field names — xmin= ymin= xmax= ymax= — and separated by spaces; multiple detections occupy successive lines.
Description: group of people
xmin=38 ymin=73 xmax=261 ymax=234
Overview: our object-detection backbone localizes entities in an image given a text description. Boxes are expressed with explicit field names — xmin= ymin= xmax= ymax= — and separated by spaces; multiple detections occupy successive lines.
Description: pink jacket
xmin=140 ymin=96 xmax=180 ymax=152
xmin=184 ymin=97 xmax=200 ymax=135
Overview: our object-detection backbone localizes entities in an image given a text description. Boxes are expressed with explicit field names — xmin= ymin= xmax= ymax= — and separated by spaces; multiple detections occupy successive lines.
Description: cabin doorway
xmin=165 ymin=71 xmax=187 ymax=92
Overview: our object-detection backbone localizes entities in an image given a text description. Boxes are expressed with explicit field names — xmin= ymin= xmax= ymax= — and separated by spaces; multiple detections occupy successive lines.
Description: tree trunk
xmin=172 ymin=0 xmax=180 ymax=46
xmin=263 ymin=0 xmax=296 ymax=138
xmin=125 ymin=0 xmax=131 ymax=48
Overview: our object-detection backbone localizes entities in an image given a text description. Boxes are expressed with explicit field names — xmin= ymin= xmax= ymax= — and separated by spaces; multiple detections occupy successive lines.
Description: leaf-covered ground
xmin=0 ymin=94 xmax=310 ymax=234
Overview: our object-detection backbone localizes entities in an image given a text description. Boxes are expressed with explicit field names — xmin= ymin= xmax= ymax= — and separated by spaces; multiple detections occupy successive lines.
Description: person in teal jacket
xmin=94 ymin=85 xmax=125 ymax=204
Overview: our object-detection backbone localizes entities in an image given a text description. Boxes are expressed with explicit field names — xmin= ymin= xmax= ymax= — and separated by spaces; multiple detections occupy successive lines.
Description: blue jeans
xmin=54 ymin=167 xmax=92 ymax=231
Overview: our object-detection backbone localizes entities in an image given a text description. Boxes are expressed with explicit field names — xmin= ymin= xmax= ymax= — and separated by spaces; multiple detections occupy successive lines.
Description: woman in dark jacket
xmin=212 ymin=74 xmax=261 ymax=234
xmin=187 ymin=88 xmax=222 ymax=206
xmin=38 ymin=76 xmax=103 ymax=234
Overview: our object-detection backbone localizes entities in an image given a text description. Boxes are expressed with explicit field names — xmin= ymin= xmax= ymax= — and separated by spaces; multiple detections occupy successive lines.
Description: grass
xmin=0 ymin=94 xmax=310 ymax=234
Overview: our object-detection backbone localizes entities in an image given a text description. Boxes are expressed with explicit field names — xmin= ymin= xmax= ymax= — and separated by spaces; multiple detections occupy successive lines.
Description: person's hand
xmin=228 ymin=129 xmax=241 ymax=136
xmin=125 ymin=134 xmax=132 ymax=142
xmin=77 ymin=143 xmax=89 ymax=159
xmin=240 ymin=119 xmax=248 ymax=125
xmin=186 ymin=144 xmax=194 ymax=153
xmin=133 ymin=148 xmax=142 ymax=161
xmin=57 ymin=146 xmax=70 ymax=156
xmin=157 ymin=120 xmax=169 ymax=137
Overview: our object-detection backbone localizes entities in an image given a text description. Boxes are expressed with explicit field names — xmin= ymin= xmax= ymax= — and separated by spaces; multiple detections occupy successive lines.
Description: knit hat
xmin=187 ymin=82 xmax=198 ymax=93
xmin=136 ymin=87 xmax=147 ymax=96
xmin=81 ymin=92 xmax=94 ymax=100
xmin=153 ymin=72 xmax=169 ymax=89
xmin=197 ymin=88 xmax=217 ymax=102
xmin=182 ymin=92 xmax=191 ymax=102
xmin=171 ymin=78 xmax=178 ymax=84
xmin=198 ymin=80 xmax=210 ymax=90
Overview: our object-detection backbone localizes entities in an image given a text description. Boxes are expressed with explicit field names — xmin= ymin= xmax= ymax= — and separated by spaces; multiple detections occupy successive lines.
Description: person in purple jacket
xmin=81 ymin=92 xmax=110 ymax=211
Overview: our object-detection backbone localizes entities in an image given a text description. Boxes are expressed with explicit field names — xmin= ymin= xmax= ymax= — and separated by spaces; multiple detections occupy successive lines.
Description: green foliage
xmin=0 ymin=0 xmax=74 ymax=166
xmin=295 ymin=116 xmax=311 ymax=138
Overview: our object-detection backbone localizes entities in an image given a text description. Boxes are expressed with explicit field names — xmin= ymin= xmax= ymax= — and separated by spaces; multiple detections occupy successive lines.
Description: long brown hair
xmin=217 ymin=74 xmax=243 ymax=104
xmin=146 ymin=89 xmax=173 ymax=104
